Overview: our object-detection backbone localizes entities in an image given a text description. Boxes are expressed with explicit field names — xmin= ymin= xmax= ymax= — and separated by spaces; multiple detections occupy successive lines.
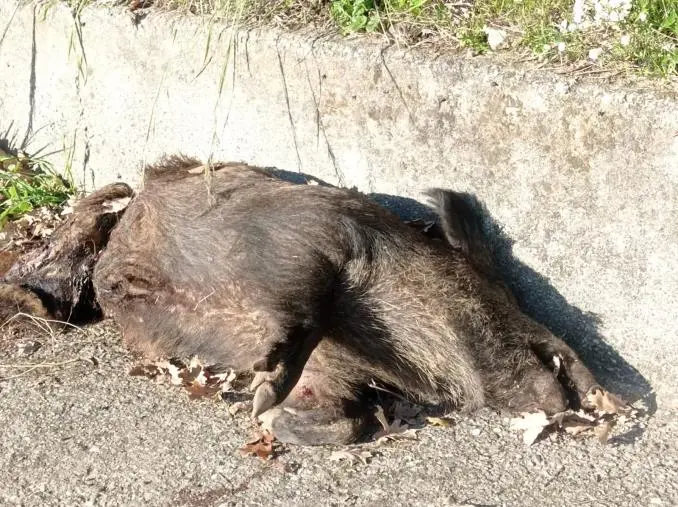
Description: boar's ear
xmin=425 ymin=189 xmax=497 ymax=277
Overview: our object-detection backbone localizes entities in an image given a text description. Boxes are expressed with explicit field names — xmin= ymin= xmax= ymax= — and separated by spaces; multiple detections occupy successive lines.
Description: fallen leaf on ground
xmin=426 ymin=416 xmax=456 ymax=428
xmin=228 ymin=401 xmax=248 ymax=416
xmin=328 ymin=448 xmax=373 ymax=466
xmin=129 ymin=357 xmax=244 ymax=401
xmin=373 ymin=405 xmax=419 ymax=443
xmin=483 ymin=26 xmax=508 ymax=50
xmin=553 ymin=411 xmax=597 ymax=437
xmin=586 ymin=388 xmax=631 ymax=415
xmin=128 ymin=363 xmax=164 ymax=379
xmin=509 ymin=411 xmax=551 ymax=445
xmin=510 ymin=388 xmax=634 ymax=445
xmin=239 ymin=430 xmax=277 ymax=461
xmin=594 ymin=420 xmax=615 ymax=444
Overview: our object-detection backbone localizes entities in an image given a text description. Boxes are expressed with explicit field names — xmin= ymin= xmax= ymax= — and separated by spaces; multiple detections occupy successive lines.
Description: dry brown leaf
xmin=164 ymin=362 xmax=184 ymax=386
xmin=509 ymin=411 xmax=552 ymax=445
xmin=426 ymin=416 xmax=456 ymax=428
xmin=328 ymin=449 xmax=373 ymax=466
xmin=373 ymin=405 xmax=419 ymax=443
xmin=560 ymin=419 xmax=596 ymax=437
xmin=594 ymin=420 xmax=615 ymax=444
xmin=185 ymin=382 xmax=222 ymax=400
xmin=128 ymin=363 xmax=163 ymax=378
xmin=239 ymin=430 xmax=277 ymax=461
xmin=549 ymin=410 xmax=597 ymax=438
xmin=131 ymin=357 xmax=243 ymax=398
xmin=179 ymin=357 xmax=206 ymax=385
xmin=586 ymin=388 xmax=630 ymax=415
xmin=511 ymin=393 xmax=631 ymax=446
xmin=228 ymin=401 xmax=248 ymax=416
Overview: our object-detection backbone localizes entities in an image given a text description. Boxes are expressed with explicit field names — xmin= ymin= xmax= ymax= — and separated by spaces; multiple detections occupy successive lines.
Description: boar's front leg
xmin=249 ymin=324 xmax=325 ymax=418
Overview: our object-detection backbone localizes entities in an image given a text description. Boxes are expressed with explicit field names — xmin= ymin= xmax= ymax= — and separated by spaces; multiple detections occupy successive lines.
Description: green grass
xmin=58 ymin=0 xmax=678 ymax=77
xmin=0 ymin=145 xmax=76 ymax=228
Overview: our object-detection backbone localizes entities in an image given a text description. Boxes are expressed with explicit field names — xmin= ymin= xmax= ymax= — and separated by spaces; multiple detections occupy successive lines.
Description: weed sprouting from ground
xmin=176 ymin=0 xmax=678 ymax=76
xmin=0 ymin=143 xmax=76 ymax=228
xmin=49 ymin=0 xmax=678 ymax=77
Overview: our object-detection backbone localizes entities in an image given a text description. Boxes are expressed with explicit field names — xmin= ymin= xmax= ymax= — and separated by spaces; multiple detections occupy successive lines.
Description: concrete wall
xmin=1 ymin=2 xmax=676 ymax=407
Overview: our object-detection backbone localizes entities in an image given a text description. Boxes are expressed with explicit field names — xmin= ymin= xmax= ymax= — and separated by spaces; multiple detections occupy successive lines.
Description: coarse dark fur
xmin=0 ymin=156 xmax=601 ymax=445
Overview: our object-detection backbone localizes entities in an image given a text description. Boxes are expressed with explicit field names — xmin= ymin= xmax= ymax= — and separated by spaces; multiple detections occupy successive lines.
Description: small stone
xmin=589 ymin=47 xmax=603 ymax=61
xmin=483 ymin=26 xmax=508 ymax=51
xmin=17 ymin=341 xmax=42 ymax=357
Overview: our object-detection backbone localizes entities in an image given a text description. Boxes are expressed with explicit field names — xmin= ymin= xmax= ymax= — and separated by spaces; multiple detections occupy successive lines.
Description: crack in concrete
xmin=276 ymin=37 xmax=303 ymax=173
xmin=20 ymin=6 xmax=37 ymax=150
xmin=71 ymin=24 xmax=91 ymax=188
xmin=304 ymin=58 xmax=345 ymax=188
xmin=207 ymin=24 xmax=237 ymax=167
xmin=0 ymin=2 xmax=19 ymax=55
xmin=380 ymin=45 xmax=416 ymax=127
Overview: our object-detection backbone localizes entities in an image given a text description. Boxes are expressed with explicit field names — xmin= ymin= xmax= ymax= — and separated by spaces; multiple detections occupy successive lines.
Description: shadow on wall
xmin=266 ymin=167 xmax=655 ymax=415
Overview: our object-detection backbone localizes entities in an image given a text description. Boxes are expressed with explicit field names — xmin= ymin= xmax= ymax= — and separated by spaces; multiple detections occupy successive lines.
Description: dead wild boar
xmin=0 ymin=155 xmax=602 ymax=445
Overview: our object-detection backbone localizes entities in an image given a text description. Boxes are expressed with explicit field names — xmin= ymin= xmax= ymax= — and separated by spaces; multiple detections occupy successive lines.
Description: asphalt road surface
xmin=0 ymin=320 xmax=675 ymax=507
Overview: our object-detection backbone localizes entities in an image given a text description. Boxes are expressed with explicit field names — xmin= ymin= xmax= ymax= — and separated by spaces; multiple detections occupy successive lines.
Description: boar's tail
xmin=425 ymin=189 xmax=499 ymax=280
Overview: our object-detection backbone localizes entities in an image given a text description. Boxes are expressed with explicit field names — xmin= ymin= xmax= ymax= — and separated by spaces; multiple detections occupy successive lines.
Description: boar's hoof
xmin=258 ymin=406 xmax=362 ymax=446
xmin=529 ymin=333 xmax=602 ymax=411
xmin=249 ymin=328 xmax=324 ymax=418
xmin=250 ymin=372 xmax=279 ymax=418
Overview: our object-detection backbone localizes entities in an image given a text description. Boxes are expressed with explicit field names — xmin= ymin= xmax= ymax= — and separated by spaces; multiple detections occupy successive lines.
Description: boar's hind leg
xmin=529 ymin=333 xmax=601 ymax=410
xmin=427 ymin=189 xmax=601 ymax=412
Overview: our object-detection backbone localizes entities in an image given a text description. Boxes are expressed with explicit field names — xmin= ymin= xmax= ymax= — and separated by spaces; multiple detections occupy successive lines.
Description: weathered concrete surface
xmin=0 ymin=1 xmax=677 ymax=505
